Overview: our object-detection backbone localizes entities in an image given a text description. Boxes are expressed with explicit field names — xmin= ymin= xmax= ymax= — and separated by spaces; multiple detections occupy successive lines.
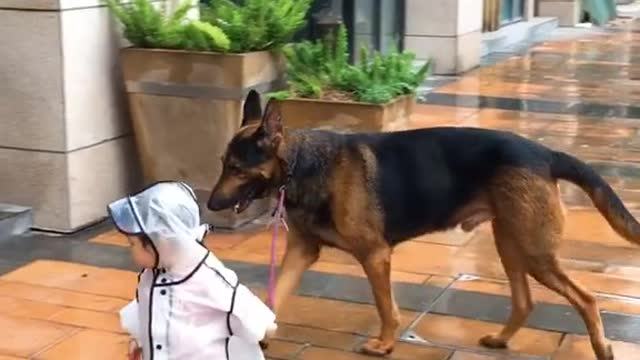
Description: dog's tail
xmin=551 ymin=150 xmax=640 ymax=245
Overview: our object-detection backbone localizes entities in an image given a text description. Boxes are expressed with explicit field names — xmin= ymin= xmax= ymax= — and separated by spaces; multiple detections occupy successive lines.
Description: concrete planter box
xmin=0 ymin=0 xmax=139 ymax=232
xmin=120 ymin=48 xmax=285 ymax=229
xmin=279 ymin=95 xmax=416 ymax=133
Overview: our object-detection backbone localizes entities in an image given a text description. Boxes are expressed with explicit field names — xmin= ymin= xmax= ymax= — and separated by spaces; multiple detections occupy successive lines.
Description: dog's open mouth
xmin=233 ymin=186 xmax=259 ymax=214
xmin=233 ymin=198 xmax=253 ymax=214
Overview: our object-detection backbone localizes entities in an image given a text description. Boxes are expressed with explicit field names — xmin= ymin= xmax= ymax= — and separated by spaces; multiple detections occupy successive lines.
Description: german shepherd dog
xmin=208 ymin=90 xmax=637 ymax=360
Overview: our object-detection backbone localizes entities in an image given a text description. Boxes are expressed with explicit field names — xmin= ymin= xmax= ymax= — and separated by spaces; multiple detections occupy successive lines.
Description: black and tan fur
xmin=208 ymin=90 xmax=639 ymax=360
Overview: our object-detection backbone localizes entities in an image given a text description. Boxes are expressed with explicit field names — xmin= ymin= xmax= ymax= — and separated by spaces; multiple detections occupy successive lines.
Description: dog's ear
xmin=260 ymin=98 xmax=283 ymax=138
xmin=241 ymin=90 xmax=262 ymax=127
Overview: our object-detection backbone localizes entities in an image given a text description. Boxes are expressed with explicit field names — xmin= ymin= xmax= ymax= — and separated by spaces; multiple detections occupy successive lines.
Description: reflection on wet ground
xmin=416 ymin=20 xmax=640 ymax=215
xmin=428 ymin=22 xmax=640 ymax=106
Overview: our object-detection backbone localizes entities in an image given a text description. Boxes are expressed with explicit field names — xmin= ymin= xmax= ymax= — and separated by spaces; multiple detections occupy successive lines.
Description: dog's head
xmin=208 ymin=90 xmax=285 ymax=213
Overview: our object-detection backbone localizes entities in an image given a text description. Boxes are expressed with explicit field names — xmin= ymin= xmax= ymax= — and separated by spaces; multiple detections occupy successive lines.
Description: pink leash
xmin=267 ymin=186 xmax=288 ymax=309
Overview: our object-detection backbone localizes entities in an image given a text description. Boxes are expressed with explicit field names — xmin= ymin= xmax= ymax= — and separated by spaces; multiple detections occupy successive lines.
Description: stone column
xmin=404 ymin=0 xmax=483 ymax=75
xmin=525 ymin=0 xmax=536 ymax=20
xmin=0 ymin=0 xmax=140 ymax=232
xmin=539 ymin=0 xmax=582 ymax=26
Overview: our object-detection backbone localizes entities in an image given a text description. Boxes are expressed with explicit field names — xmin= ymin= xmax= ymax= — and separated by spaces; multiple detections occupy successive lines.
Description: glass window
xmin=345 ymin=0 xmax=404 ymax=61
xmin=288 ymin=0 xmax=406 ymax=62
xmin=380 ymin=0 xmax=401 ymax=53
xmin=353 ymin=0 xmax=376 ymax=59
xmin=500 ymin=0 xmax=525 ymax=25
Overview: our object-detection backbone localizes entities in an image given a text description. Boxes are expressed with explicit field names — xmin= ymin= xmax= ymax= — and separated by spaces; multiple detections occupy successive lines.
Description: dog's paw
xmin=598 ymin=343 xmax=614 ymax=360
xmin=479 ymin=334 xmax=508 ymax=349
xmin=359 ymin=338 xmax=394 ymax=356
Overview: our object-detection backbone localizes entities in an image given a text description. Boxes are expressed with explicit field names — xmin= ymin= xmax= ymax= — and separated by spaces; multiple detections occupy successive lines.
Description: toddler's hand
xmin=259 ymin=322 xmax=278 ymax=350
xmin=265 ymin=322 xmax=278 ymax=339
xmin=128 ymin=338 xmax=142 ymax=360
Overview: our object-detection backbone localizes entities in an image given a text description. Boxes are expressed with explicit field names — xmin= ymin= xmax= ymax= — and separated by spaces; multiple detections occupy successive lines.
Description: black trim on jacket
xmin=224 ymin=279 xmax=240 ymax=360
xmin=147 ymin=270 xmax=160 ymax=360
xmin=155 ymin=252 xmax=209 ymax=287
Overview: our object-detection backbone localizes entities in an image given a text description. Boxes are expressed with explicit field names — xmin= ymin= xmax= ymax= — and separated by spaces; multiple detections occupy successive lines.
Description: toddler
xmin=108 ymin=181 xmax=277 ymax=360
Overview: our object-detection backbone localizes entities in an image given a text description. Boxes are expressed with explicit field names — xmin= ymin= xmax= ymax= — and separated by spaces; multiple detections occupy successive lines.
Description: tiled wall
xmin=0 ymin=0 xmax=140 ymax=231
xmin=403 ymin=0 xmax=483 ymax=75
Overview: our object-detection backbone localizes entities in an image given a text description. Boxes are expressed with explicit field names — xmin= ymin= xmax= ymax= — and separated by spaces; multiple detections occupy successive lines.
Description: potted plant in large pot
xmin=269 ymin=24 xmax=431 ymax=133
xmin=106 ymin=0 xmax=311 ymax=228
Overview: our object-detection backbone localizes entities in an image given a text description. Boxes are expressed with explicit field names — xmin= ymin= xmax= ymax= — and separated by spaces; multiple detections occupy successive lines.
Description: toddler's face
xmin=128 ymin=236 xmax=157 ymax=268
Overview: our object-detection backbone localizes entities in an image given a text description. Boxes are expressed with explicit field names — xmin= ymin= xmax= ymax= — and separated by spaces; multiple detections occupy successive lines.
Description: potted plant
xmin=106 ymin=0 xmax=311 ymax=228
xmin=269 ymin=24 xmax=431 ymax=133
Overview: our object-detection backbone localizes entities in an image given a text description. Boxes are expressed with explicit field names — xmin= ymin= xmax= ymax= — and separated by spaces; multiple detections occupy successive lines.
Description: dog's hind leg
xmin=479 ymin=220 xmax=533 ymax=349
xmin=530 ymin=259 xmax=613 ymax=360
xmin=530 ymin=183 xmax=612 ymax=360
xmin=485 ymin=169 xmax=613 ymax=360
xmin=357 ymin=245 xmax=398 ymax=356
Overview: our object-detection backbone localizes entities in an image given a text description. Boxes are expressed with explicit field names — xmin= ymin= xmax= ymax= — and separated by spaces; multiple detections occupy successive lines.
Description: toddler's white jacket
xmin=109 ymin=181 xmax=276 ymax=360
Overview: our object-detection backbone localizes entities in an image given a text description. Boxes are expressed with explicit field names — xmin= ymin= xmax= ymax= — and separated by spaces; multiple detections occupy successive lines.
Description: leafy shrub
xmin=202 ymin=0 xmax=313 ymax=53
xmin=105 ymin=0 xmax=230 ymax=51
xmin=270 ymin=25 xmax=431 ymax=104
xmin=105 ymin=0 xmax=311 ymax=53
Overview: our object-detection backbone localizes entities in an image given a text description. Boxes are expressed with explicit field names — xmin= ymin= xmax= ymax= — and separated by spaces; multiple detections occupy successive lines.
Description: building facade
xmin=295 ymin=0 xmax=405 ymax=61
xmin=302 ymin=0 xmax=586 ymax=74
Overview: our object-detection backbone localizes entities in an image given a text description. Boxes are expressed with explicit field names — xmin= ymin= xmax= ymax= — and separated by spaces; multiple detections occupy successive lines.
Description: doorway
xmin=342 ymin=0 xmax=405 ymax=61
xmin=500 ymin=0 xmax=526 ymax=25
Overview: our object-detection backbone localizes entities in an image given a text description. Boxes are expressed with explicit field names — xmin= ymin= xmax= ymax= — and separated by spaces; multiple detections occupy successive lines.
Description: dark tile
xmin=225 ymin=260 xmax=269 ymax=287
xmin=297 ymin=271 xmax=444 ymax=311
xmin=0 ymin=232 xmax=136 ymax=272
xmin=420 ymin=93 xmax=481 ymax=108
xmin=298 ymin=271 xmax=376 ymax=304
xmin=602 ymin=311 xmax=640 ymax=343
xmin=0 ymin=259 xmax=28 ymax=276
xmin=429 ymin=289 xmax=587 ymax=334
xmin=421 ymin=93 xmax=640 ymax=120
xmin=428 ymin=288 xmax=640 ymax=343
xmin=590 ymin=161 xmax=640 ymax=180
xmin=0 ymin=212 xmax=13 ymax=221
xmin=393 ymin=282 xmax=446 ymax=312
xmin=528 ymin=304 xmax=586 ymax=334
xmin=227 ymin=261 xmax=443 ymax=312
xmin=571 ymin=103 xmax=633 ymax=118
xmin=429 ymin=289 xmax=512 ymax=324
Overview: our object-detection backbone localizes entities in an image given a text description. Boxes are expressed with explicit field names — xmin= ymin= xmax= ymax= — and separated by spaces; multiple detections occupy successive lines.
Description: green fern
xmin=266 ymin=90 xmax=292 ymax=100
xmin=202 ymin=0 xmax=312 ymax=53
xmin=105 ymin=0 xmax=229 ymax=51
xmin=191 ymin=20 xmax=231 ymax=51
xmin=277 ymin=24 xmax=432 ymax=104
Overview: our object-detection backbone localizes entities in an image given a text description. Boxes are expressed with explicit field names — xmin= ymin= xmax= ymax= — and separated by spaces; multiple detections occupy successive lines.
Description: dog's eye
xmin=227 ymin=164 xmax=248 ymax=178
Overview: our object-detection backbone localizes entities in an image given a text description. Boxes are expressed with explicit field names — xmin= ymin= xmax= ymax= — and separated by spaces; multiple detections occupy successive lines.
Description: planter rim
xmin=121 ymin=46 xmax=278 ymax=57
xmin=278 ymin=94 xmax=415 ymax=108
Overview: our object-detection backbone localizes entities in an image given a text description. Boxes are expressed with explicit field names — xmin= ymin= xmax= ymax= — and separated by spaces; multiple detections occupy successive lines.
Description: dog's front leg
xmin=272 ymin=228 xmax=320 ymax=315
xmin=358 ymin=246 xmax=398 ymax=356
